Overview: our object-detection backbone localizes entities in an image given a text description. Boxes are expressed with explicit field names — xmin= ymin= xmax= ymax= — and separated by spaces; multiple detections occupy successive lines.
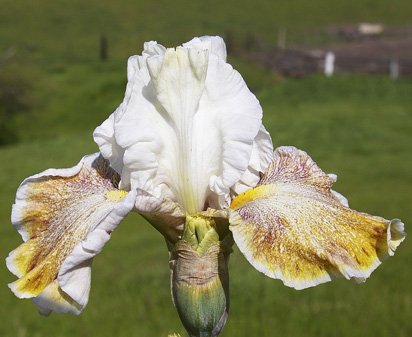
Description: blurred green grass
xmin=2 ymin=0 xmax=412 ymax=66
xmin=1 ymin=0 xmax=412 ymax=336
xmin=1 ymin=74 xmax=411 ymax=337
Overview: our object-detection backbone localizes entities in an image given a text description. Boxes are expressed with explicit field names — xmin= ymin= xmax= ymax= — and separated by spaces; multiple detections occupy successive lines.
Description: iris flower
xmin=7 ymin=36 xmax=405 ymax=337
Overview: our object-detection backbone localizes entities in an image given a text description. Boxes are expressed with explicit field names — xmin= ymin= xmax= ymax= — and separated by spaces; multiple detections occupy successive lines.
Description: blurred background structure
xmin=0 ymin=1 xmax=411 ymax=336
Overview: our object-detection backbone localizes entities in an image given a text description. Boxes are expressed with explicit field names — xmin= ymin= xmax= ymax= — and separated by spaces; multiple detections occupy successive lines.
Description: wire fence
xmin=238 ymin=24 xmax=412 ymax=79
xmin=249 ymin=48 xmax=412 ymax=79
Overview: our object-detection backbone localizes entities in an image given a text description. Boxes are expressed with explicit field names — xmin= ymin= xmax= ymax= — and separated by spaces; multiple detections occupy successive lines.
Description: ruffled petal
xmin=203 ymin=52 xmax=263 ymax=200
xmin=182 ymin=35 xmax=227 ymax=61
xmin=229 ymin=146 xmax=405 ymax=290
xmin=231 ymin=125 xmax=273 ymax=195
xmin=6 ymin=153 xmax=135 ymax=314
xmin=93 ymin=40 xmax=166 ymax=188
xmin=99 ymin=36 xmax=264 ymax=213
xmin=93 ymin=111 xmax=125 ymax=175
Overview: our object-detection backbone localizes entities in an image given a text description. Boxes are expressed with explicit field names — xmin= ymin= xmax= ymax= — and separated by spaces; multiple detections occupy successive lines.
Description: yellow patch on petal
xmin=230 ymin=184 xmax=276 ymax=210
xmin=34 ymin=280 xmax=83 ymax=316
xmin=105 ymin=189 xmax=128 ymax=202
xmin=8 ymin=154 xmax=127 ymax=299
xmin=9 ymin=226 xmax=88 ymax=297
xmin=229 ymin=146 xmax=405 ymax=289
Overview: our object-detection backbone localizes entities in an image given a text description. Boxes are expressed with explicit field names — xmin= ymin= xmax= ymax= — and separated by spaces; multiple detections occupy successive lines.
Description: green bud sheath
xmin=170 ymin=215 xmax=232 ymax=337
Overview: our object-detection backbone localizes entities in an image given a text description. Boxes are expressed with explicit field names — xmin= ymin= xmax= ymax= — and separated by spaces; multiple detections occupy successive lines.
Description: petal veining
xmin=229 ymin=146 xmax=406 ymax=290
xmin=7 ymin=153 xmax=135 ymax=314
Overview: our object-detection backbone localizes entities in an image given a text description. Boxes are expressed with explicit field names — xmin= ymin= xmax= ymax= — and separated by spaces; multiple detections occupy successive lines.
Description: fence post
xmin=324 ymin=51 xmax=335 ymax=77
xmin=277 ymin=27 xmax=287 ymax=50
xmin=389 ymin=58 xmax=399 ymax=80
xmin=100 ymin=34 xmax=108 ymax=62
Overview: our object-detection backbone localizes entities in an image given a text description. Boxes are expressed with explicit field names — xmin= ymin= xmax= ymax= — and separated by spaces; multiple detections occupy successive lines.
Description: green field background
xmin=0 ymin=1 xmax=411 ymax=336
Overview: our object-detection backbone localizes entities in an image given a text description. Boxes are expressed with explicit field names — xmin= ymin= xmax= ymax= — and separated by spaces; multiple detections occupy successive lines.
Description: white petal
xmin=143 ymin=41 xmax=167 ymax=57
xmin=33 ymin=281 xmax=82 ymax=316
xmin=94 ymin=40 xmax=166 ymax=185
xmin=232 ymin=125 xmax=273 ymax=195
xmin=7 ymin=153 xmax=135 ymax=314
xmin=58 ymin=189 xmax=136 ymax=307
xmin=182 ymin=36 xmax=227 ymax=61
xmin=93 ymin=111 xmax=125 ymax=175
xmin=328 ymin=174 xmax=350 ymax=207
xmin=331 ymin=190 xmax=349 ymax=207
xmin=128 ymin=41 xmax=166 ymax=81
xmin=101 ymin=38 xmax=264 ymax=213
xmin=57 ymin=230 xmax=106 ymax=308
xmin=205 ymin=54 xmax=263 ymax=189
xmin=135 ymin=189 xmax=186 ymax=242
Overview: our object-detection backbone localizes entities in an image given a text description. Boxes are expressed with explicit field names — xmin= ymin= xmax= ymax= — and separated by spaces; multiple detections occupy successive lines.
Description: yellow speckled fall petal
xmin=7 ymin=153 xmax=135 ymax=314
xmin=229 ymin=146 xmax=405 ymax=290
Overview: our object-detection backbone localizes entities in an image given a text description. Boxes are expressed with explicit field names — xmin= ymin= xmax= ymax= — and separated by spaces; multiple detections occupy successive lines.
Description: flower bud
xmin=169 ymin=216 xmax=232 ymax=337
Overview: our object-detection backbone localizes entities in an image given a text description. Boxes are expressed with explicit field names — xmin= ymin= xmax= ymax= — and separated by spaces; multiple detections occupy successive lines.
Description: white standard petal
xmin=93 ymin=40 xmax=166 ymax=188
xmin=98 ymin=37 xmax=265 ymax=213
xmin=182 ymin=36 xmax=227 ymax=61
xmin=231 ymin=125 xmax=273 ymax=195
xmin=93 ymin=110 xmax=125 ymax=175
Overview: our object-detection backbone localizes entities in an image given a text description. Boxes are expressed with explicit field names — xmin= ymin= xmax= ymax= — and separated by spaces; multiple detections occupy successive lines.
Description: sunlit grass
xmin=2 ymin=1 xmax=412 ymax=335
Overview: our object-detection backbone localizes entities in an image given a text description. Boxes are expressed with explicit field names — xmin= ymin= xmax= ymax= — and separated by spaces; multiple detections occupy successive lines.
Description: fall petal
xmin=7 ymin=153 xmax=135 ymax=314
xmin=229 ymin=146 xmax=405 ymax=289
